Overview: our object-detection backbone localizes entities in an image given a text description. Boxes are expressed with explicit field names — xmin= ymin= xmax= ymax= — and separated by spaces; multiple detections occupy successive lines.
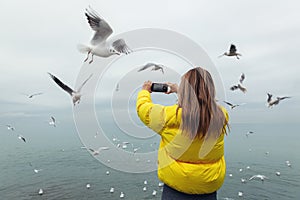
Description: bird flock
xmin=218 ymin=43 xmax=293 ymax=198
xmin=1 ymin=6 xmax=295 ymax=199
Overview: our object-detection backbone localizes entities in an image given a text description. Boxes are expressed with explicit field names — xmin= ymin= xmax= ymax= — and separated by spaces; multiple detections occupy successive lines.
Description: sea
xmin=0 ymin=122 xmax=299 ymax=200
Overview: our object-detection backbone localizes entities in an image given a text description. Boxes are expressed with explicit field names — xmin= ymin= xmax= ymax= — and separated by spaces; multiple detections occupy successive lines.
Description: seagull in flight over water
xmin=21 ymin=92 xmax=43 ymax=99
xmin=266 ymin=93 xmax=291 ymax=108
xmin=223 ymin=101 xmax=246 ymax=109
xmin=78 ymin=6 xmax=131 ymax=64
xmin=18 ymin=135 xmax=26 ymax=143
xmin=48 ymin=73 xmax=93 ymax=106
xmin=48 ymin=116 xmax=56 ymax=127
xmin=138 ymin=63 xmax=165 ymax=74
xmin=89 ymin=147 xmax=109 ymax=156
xmin=2 ymin=124 xmax=15 ymax=131
xmin=249 ymin=174 xmax=268 ymax=182
xmin=219 ymin=44 xmax=242 ymax=59
xmin=230 ymin=73 xmax=247 ymax=93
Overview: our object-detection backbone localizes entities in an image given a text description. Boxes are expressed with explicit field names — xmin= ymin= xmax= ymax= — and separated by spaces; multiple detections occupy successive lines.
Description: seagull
xmin=48 ymin=116 xmax=56 ymax=127
xmin=241 ymin=178 xmax=246 ymax=183
xmin=144 ymin=180 xmax=148 ymax=185
xmin=143 ymin=187 xmax=147 ymax=191
xmin=48 ymin=72 xmax=93 ymax=106
xmin=18 ymin=135 xmax=26 ymax=143
xmin=238 ymin=191 xmax=243 ymax=197
xmin=86 ymin=183 xmax=91 ymax=189
xmin=112 ymin=135 xmax=119 ymax=142
xmin=22 ymin=92 xmax=43 ymax=99
xmin=89 ymin=146 xmax=109 ymax=156
xmin=223 ymin=101 xmax=245 ymax=109
xmin=110 ymin=187 xmax=114 ymax=193
xmin=246 ymin=131 xmax=254 ymax=137
xmin=267 ymin=95 xmax=291 ymax=108
xmin=152 ymin=190 xmax=157 ymax=196
xmin=34 ymin=169 xmax=43 ymax=174
xmin=285 ymin=160 xmax=292 ymax=167
xmin=158 ymin=182 xmax=164 ymax=187
xmin=239 ymin=73 xmax=245 ymax=84
xmin=133 ymin=147 xmax=140 ymax=154
xmin=120 ymin=192 xmax=125 ymax=198
xmin=5 ymin=125 xmax=15 ymax=131
xmin=106 ymin=171 xmax=110 ymax=175
xmin=38 ymin=188 xmax=43 ymax=195
xmin=137 ymin=63 xmax=165 ymax=74
xmin=230 ymin=73 xmax=247 ymax=93
xmin=219 ymin=44 xmax=242 ymax=59
xmin=78 ymin=7 xmax=131 ymax=64
xmin=276 ymin=171 xmax=281 ymax=176
xmin=249 ymin=174 xmax=268 ymax=182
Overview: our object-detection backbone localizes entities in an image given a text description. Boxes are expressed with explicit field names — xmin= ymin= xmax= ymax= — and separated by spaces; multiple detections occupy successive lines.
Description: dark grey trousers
xmin=161 ymin=184 xmax=217 ymax=200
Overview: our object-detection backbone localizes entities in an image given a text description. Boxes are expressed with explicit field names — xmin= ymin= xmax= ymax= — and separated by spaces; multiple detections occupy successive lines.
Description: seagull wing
xmin=267 ymin=93 xmax=273 ymax=103
xmin=112 ymin=39 xmax=131 ymax=54
xmin=77 ymin=74 xmax=93 ymax=92
xmin=229 ymin=44 xmax=237 ymax=54
xmin=239 ymin=73 xmax=245 ymax=84
xmin=238 ymin=84 xmax=247 ymax=93
xmin=278 ymin=96 xmax=291 ymax=100
xmin=85 ymin=7 xmax=113 ymax=45
xmin=48 ymin=73 xmax=74 ymax=96
xmin=31 ymin=92 xmax=43 ymax=97
xmin=230 ymin=85 xmax=238 ymax=91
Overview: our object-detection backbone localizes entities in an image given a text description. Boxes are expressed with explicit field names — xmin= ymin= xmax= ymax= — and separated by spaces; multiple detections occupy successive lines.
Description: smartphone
xmin=151 ymin=83 xmax=170 ymax=93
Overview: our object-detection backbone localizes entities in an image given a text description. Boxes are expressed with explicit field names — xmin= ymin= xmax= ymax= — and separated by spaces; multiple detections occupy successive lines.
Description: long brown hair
xmin=177 ymin=67 xmax=228 ymax=139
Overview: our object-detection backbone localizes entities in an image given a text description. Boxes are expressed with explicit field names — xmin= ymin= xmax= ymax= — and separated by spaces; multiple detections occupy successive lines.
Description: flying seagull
xmin=249 ymin=174 xmax=268 ymax=182
xmin=223 ymin=101 xmax=245 ymax=109
xmin=48 ymin=72 xmax=93 ymax=106
xmin=48 ymin=116 xmax=56 ymax=127
xmin=18 ymin=135 xmax=26 ymax=143
xmin=219 ymin=44 xmax=242 ymax=59
xmin=239 ymin=73 xmax=245 ymax=84
xmin=89 ymin=146 xmax=109 ymax=156
xmin=267 ymin=94 xmax=291 ymax=108
xmin=78 ymin=6 xmax=131 ymax=64
xmin=246 ymin=131 xmax=254 ymax=137
xmin=21 ymin=92 xmax=43 ymax=98
xmin=3 ymin=124 xmax=15 ymax=131
xmin=137 ymin=63 xmax=165 ymax=74
xmin=230 ymin=73 xmax=247 ymax=93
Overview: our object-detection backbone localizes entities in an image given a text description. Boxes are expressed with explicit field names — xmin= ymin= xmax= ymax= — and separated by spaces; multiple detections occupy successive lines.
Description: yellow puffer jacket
xmin=136 ymin=90 xmax=229 ymax=194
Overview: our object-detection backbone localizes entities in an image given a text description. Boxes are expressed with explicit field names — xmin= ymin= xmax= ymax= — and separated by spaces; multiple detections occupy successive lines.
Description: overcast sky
xmin=0 ymin=0 xmax=299 ymax=125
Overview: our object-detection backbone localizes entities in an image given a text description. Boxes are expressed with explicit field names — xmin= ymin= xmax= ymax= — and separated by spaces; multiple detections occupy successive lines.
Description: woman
xmin=136 ymin=67 xmax=229 ymax=200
